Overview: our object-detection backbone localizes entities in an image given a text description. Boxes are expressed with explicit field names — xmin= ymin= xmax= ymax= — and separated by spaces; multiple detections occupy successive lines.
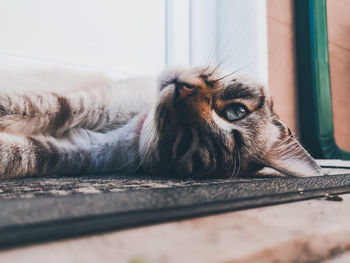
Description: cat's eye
xmin=224 ymin=104 xmax=248 ymax=121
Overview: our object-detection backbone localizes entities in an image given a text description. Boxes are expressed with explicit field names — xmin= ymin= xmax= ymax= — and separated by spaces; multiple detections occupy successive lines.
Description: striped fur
xmin=0 ymin=66 xmax=322 ymax=178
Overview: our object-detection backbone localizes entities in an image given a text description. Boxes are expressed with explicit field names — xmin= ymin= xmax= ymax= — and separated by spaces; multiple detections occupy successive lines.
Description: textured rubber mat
xmin=0 ymin=163 xmax=350 ymax=248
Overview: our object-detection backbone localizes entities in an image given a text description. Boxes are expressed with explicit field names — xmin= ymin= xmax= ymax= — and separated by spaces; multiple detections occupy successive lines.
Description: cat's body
xmin=0 ymin=66 xmax=322 ymax=178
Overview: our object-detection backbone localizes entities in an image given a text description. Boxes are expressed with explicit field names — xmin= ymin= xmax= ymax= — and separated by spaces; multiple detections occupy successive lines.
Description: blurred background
xmin=0 ymin=0 xmax=348 ymax=155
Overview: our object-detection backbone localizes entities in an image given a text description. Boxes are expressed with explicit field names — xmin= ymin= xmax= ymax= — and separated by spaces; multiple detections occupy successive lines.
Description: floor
xmin=1 ymin=160 xmax=350 ymax=263
xmin=1 ymin=193 xmax=350 ymax=263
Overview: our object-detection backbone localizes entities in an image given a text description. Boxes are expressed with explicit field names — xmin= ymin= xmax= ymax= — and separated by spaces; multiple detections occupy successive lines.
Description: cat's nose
xmin=175 ymin=84 xmax=196 ymax=100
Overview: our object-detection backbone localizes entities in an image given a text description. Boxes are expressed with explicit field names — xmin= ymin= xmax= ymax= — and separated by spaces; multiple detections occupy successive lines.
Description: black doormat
xmin=1 ymin=164 xmax=350 ymax=249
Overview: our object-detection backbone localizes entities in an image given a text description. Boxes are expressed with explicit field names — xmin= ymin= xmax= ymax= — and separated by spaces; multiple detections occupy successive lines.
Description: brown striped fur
xmin=0 ymin=66 xmax=322 ymax=178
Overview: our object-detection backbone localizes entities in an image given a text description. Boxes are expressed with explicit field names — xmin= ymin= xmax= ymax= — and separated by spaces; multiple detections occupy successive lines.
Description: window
xmin=166 ymin=0 xmax=268 ymax=85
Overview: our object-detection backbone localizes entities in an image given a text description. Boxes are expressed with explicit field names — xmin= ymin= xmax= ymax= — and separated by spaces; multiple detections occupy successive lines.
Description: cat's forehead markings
xmin=177 ymin=78 xmax=216 ymax=91
xmin=218 ymin=85 xmax=261 ymax=100
xmin=199 ymin=74 xmax=216 ymax=88
xmin=216 ymin=78 xmax=264 ymax=101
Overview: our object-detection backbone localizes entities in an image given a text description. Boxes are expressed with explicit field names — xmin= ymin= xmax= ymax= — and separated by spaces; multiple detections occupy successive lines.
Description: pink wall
xmin=267 ymin=0 xmax=299 ymax=135
xmin=267 ymin=0 xmax=350 ymax=152
xmin=327 ymin=0 xmax=350 ymax=151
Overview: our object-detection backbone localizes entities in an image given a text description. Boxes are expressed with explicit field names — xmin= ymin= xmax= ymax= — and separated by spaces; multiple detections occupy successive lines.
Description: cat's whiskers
xmin=230 ymin=144 xmax=241 ymax=179
xmin=235 ymin=145 xmax=241 ymax=177
xmin=205 ymin=0 xmax=253 ymax=69
xmin=208 ymin=63 xmax=222 ymax=77
xmin=212 ymin=59 xmax=259 ymax=83
xmin=138 ymin=116 xmax=158 ymax=166
xmin=172 ymin=130 xmax=184 ymax=160
xmin=229 ymin=146 xmax=238 ymax=179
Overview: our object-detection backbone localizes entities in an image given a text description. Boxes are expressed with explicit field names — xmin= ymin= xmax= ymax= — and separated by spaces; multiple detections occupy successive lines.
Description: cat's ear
xmin=262 ymin=122 xmax=323 ymax=177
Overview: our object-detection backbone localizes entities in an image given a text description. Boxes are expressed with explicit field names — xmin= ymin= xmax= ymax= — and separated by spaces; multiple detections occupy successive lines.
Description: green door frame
xmin=294 ymin=0 xmax=350 ymax=159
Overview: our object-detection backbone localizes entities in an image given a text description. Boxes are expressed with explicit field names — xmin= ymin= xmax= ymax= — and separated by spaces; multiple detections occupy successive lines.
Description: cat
xmin=0 ymin=66 xmax=322 ymax=179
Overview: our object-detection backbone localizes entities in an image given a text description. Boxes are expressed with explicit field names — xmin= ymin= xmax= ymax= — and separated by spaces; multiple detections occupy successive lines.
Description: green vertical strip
xmin=294 ymin=0 xmax=350 ymax=159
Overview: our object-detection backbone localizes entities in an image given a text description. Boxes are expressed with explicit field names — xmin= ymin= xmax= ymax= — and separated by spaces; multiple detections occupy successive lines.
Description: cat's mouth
xmin=172 ymin=128 xmax=197 ymax=160
xmin=172 ymin=128 xmax=193 ymax=160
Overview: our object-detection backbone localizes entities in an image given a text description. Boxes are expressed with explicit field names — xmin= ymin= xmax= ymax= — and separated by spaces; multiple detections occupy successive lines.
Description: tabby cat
xmin=0 ymin=66 xmax=322 ymax=178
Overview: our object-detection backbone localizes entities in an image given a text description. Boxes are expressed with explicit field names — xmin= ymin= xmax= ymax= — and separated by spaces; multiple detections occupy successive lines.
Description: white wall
xmin=0 ymin=0 xmax=165 ymax=75
xmin=0 ymin=0 xmax=268 ymax=84
xmin=217 ymin=0 xmax=268 ymax=86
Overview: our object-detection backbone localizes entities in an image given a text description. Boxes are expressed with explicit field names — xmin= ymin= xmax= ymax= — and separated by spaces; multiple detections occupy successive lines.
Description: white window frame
xmin=165 ymin=0 xmax=268 ymax=86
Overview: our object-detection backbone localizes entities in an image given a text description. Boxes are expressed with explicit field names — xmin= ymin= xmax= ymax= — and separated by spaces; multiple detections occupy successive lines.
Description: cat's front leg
xmin=0 ymin=131 xmax=85 ymax=178
xmin=0 ymin=115 xmax=142 ymax=178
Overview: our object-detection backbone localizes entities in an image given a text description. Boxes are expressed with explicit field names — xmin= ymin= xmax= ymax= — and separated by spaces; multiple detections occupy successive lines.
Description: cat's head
xmin=139 ymin=66 xmax=322 ymax=178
